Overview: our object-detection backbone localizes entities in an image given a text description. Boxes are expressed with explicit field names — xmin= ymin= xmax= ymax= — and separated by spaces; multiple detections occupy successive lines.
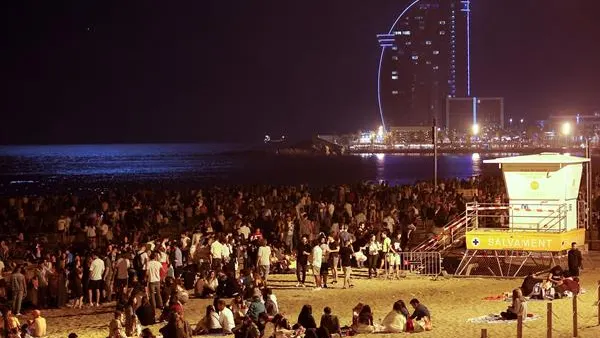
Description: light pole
xmin=433 ymin=118 xmax=438 ymax=189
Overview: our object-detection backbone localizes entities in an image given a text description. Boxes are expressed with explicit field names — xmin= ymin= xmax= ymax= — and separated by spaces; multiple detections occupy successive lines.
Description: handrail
xmin=411 ymin=210 xmax=470 ymax=252
xmin=465 ymin=202 xmax=569 ymax=233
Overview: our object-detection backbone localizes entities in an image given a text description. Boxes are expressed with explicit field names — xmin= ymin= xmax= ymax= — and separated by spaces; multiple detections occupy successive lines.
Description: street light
xmin=472 ymin=123 xmax=480 ymax=136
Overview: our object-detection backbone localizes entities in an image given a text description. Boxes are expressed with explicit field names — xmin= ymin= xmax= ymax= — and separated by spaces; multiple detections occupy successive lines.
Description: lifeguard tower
xmin=455 ymin=153 xmax=590 ymax=277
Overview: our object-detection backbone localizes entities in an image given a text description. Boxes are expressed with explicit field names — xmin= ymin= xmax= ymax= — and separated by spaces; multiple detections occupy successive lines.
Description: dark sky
xmin=2 ymin=0 xmax=599 ymax=144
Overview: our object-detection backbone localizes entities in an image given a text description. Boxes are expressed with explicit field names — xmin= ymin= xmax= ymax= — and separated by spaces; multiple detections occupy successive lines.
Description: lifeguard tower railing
xmin=410 ymin=200 xmax=588 ymax=253
xmin=465 ymin=201 xmax=587 ymax=233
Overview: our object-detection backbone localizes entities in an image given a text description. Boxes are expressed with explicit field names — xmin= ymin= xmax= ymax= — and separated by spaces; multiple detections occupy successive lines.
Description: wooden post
xmin=481 ymin=328 xmax=488 ymax=338
xmin=597 ymin=280 xmax=600 ymax=326
xmin=517 ymin=314 xmax=523 ymax=338
xmin=573 ymin=294 xmax=578 ymax=338
xmin=547 ymin=302 xmax=552 ymax=338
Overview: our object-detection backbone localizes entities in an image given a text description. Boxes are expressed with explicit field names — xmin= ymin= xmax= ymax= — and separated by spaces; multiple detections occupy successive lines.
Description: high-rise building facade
xmin=377 ymin=0 xmax=470 ymax=128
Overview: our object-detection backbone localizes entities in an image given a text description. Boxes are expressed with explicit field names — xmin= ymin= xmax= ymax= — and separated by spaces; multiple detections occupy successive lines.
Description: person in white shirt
xmin=89 ymin=253 xmax=105 ymax=306
xmin=238 ymin=223 xmax=251 ymax=240
xmin=146 ymin=252 xmax=164 ymax=310
xmin=256 ymin=239 xmax=272 ymax=284
xmin=210 ymin=236 xmax=224 ymax=271
xmin=312 ymin=241 xmax=323 ymax=290
xmin=217 ymin=299 xmax=235 ymax=333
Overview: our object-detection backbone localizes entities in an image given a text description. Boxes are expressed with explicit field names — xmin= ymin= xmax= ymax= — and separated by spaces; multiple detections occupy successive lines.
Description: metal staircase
xmin=411 ymin=210 xmax=471 ymax=252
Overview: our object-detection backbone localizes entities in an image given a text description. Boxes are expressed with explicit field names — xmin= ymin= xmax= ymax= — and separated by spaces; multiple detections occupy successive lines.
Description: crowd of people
xmin=0 ymin=174 xmax=588 ymax=337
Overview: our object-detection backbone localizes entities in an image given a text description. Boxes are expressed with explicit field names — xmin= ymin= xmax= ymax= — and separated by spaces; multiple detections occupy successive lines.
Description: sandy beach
xmin=30 ymin=266 xmax=600 ymax=338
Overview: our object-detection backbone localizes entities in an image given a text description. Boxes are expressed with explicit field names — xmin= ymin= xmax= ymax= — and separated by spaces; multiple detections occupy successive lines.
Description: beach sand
xmin=37 ymin=269 xmax=600 ymax=338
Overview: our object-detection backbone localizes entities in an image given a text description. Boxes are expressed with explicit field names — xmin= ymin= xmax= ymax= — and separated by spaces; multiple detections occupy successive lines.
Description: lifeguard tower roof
xmin=483 ymin=153 xmax=589 ymax=165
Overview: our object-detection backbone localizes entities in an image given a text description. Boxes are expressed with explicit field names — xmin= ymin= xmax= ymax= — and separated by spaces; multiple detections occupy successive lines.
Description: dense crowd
xmin=0 ymin=176 xmax=558 ymax=337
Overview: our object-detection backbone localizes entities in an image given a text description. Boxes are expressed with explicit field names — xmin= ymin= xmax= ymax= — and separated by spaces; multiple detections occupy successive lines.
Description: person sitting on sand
xmin=136 ymin=295 xmax=156 ymax=326
xmin=351 ymin=303 xmax=364 ymax=327
xmin=27 ymin=309 xmax=47 ymax=338
xmin=381 ymin=300 xmax=412 ymax=333
xmin=409 ymin=298 xmax=432 ymax=332
xmin=233 ymin=316 xmax=260 ymax=338
xmin=548 ymin=265 xmax=564 ymax=283
xmin=319 ymin=306 xmax=341 ymax=337
xmin=520 ymin=273 xmax=544 ymax=297
xmin=500 ymin=288 xmax=527 ymax=320
xmin=108 ymin=310 xmax=127 ymax=338
xmin=247 ymin=289 xmax=266 ymax=322
xmin=297 ymin=305 xmax=317 ymax=329
xmin=160 ymin=311 xmax=193 ymax=338
xmin=231 ymin=294 xmax=248 ymax=324
xmin=194 ymin=305 xmax=221 ymax=335
xmin=200 ymin=270 xmax=219 ymax=298
xmin=263 ymin=313 xmax=294 ymax=338
xmin=352 ymin=304 xmax=374 ymax=334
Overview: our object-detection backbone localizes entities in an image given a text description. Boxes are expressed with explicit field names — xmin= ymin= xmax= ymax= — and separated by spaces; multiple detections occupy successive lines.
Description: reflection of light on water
xmin=471 ymin=152 xmax=481 ymax=174
xmin=375 ymin=153 xmax=385 ymax=161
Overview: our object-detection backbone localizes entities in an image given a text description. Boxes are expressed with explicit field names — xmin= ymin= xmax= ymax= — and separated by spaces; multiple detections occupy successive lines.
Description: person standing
xmin=568 ymin=242 xmax=583 ymax=277
xmin=210 ymin=235 xmax=224 ymax=272
xmin=10 ymin=266 xmax=26 ymax=315
xmin=89 ymin=252 xmax=105 ymax=306
xmin=256 ymin=239 xmax=272 ymax=284
xmin=339 ymin=240 xmax=354 ymax=289
xmin=146 ymin=252 xmax=164 ymax=310
xmin=296 ymin=236 xmax=310 ymax=287
xmin=114 ymin=253 xmax=130 ymax=296
xmin=366 ymin=235 xmax=379 ymax=278
xmin=312 ymin=240 xmax=323 ymax=290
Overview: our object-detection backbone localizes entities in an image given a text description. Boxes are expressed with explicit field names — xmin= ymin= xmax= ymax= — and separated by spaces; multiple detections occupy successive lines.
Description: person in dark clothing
xmin=548 ymin=265 xmax=564 ymax=283
xmin=136 ymin=295 xmax=156 ymax=326
xmin=319 ymin=306 xmax=341 ymax=336
xmin=520 ymin=273 xmax=544 ymax=297
xmin=296 ymin=236 xmax=311 ymax=287
xmin=567 ymin=242 xmax=583 ymax=277
xmin=409 ymin=298 xmax=431 ymax=321
xmin=297 ymin=304 xmax=317 ymax=329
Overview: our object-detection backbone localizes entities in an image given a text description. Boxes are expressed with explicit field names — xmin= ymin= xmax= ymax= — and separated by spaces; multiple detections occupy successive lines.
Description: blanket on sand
xmin=467 ymin=314 xmax=540 ymax=324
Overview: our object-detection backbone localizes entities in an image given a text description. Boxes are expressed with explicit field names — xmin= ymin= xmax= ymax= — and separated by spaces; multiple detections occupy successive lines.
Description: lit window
xmin=426 ymin=61 xmax=431 ymax=65
xmin=439 ymin=20 xmax=446 ymax=25
xmin=392 ymin=90 xmax=399 ymax=95
xmin=439 ymin=31 xmax=445 ymax=35
xmin=425 ymin=41 xmax=432 ymax=45
xmin=394 ymin=31 xmax=402 ymax=35
xmin=392 ymin=56 xmax=399 ymax=60
xmin=392 ymin=75 xmax=398 ymax=80
xmin=412 ymin=55 xmax=419 ymax=60
xmin=405 ymin=41 xmax=412 ymax=46
xmin=392 ymin=46 xmax=398 ymax=51
xmin=433 ymin=50 xmax=439 ymax=55
xmin=402 ymin=30 xmax=411 ymax=35
xmin=391 ymin=71 xmax=398 ymax=75
xmin=433 ymin=66 xmax=439 ymax=70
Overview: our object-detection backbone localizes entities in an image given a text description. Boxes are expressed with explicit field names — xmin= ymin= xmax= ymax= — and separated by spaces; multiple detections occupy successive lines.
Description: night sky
xmin=2 ymin=0 xmax=599 ymax=145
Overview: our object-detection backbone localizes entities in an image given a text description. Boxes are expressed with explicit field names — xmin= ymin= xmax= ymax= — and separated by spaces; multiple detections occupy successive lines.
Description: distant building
xmin=388 ymin=126 xmax=433 ymax=144
xmin=446 ymin=97 xmax=504 ymax=133
xmin=377 ymin=0 xmax=471 ymax=128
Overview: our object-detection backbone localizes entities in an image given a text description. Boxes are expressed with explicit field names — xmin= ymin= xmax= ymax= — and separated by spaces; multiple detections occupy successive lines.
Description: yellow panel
xmin=465 ymin=229 xmax=585 ymax=252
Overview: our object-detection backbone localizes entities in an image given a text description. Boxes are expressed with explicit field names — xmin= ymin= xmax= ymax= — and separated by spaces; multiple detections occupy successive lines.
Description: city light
xmin=561 ymin=122 xmax=572 ymax=136
xmin=471 ymin=123 xmax=480 ymax=135
xmin=377 ymin=125 xmax=384 ymax=138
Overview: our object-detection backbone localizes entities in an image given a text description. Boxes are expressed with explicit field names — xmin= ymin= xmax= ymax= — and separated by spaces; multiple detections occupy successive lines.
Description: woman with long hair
xmin=501 ymin=288 xmax=527 ymax=320
xmin=381 ymin=300 xmax=412 ymax=333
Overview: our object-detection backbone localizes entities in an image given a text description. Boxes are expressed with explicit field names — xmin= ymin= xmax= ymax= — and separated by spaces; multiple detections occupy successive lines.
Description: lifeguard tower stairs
xmin=453 ymin=153 xmax=589 ymax=277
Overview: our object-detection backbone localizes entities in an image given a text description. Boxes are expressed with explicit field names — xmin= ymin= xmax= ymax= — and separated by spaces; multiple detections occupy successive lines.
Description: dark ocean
xmin=0 ymin=143 xmax=512 ymax=195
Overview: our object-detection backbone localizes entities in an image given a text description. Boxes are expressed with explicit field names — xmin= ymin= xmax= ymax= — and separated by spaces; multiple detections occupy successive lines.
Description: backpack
xmin=133 ymin=253 xmax=144 ymax=271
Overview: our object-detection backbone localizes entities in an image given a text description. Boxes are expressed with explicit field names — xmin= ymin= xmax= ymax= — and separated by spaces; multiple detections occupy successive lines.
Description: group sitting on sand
xmin=497 ymin=262 xmax=583 ymax=321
